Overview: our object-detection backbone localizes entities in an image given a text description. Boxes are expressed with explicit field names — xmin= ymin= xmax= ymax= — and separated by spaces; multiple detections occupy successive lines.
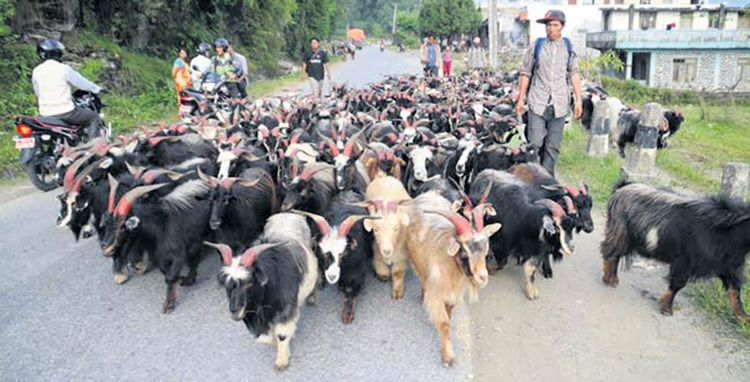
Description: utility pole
xmin=489 ymin=0 xmax=497 ymax=70
xmin=392 ymin=2 xmax=398 ymax=36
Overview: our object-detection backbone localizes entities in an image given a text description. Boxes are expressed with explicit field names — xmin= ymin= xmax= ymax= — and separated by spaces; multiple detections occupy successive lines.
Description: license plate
xmin=14 ymin=137 xmax=35 ymax=149
xmin=179 ymin=105 xmax=193 ymax=113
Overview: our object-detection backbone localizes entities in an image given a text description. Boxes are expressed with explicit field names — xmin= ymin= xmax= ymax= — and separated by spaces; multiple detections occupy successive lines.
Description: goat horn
xmin=292 ymin=210 xmax=332 ymax=237
xmin=114 ymin=184 xmax=167 ymax=217
xmin=107 ymin=173 xmax=119 ymax=214
xmin=478 ymin=183 xmax=493 ymax=206
xmin=317 ymin=131 xmax=339 ymax=157
xmin=197 ymin=167 xmax=218 ymax=187
xmin=239 ymin=242 xmax=285 ymax=269
xmin=424 ymin=209 xmax=473 ymax=237
xmin=343 ymin=124 xmax=370 ymax=157
xmin=203 ymin=241 xmax=234 ymax=266
xmin=299 ymin=164 xmax=333 ymax=182
xmin=63 ymin=153 xmax=93 ymax=192
xmin=141 ymin=169 xmax=182 ymax=185
xmin=220 ymin=175 xmax=262 ymax=190
xmin=563 ymin=195 xmax=577 ymax=214
xmin=472 ymin=203 xmax=494 ymax=231
xmin=563 ymin=185 xmax=580 ymax=198
xmin=337 ymin=215 xmax=373 ymax=238
xmin=579 ymin=181 xmax=588 ymax=196
xmin=535 ymin=199 xmax=565 ymax=220
xmin=71 ymin=157 xmax=107 ymax=193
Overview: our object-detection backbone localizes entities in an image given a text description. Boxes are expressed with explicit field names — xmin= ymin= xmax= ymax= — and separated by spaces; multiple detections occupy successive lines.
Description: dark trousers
xmin=425 ymin=64 xmax=438 ymax=77
xmin=239 ymin=79 xmax=247 ymax=98
xmin=55 ymin=108 xmax=102 ymax=138
xmin=527 ymin=105 xmax=566 ymax=175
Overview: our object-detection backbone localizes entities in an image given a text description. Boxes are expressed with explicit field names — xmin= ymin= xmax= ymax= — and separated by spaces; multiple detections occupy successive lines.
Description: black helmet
xmin=214 ymin=38 xmax=229 ymax=50
xmin=37 ymin=39 xmax=65 ymax=61
xmin=198 ymin=43 xmax=212 ymax=55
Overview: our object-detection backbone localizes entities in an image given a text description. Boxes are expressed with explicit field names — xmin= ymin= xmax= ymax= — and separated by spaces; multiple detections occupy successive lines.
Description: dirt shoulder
xmin=470 ymin=212 xmax=750 ymax=382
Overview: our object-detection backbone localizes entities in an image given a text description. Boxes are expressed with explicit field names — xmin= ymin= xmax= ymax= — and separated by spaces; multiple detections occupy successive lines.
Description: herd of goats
xmin=52 ymin=71 xmax=750 ymax=370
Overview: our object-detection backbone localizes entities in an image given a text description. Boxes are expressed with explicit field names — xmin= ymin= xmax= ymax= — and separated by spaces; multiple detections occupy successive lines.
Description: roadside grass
xmin=557 ymin=82 xmax=750 ymax=338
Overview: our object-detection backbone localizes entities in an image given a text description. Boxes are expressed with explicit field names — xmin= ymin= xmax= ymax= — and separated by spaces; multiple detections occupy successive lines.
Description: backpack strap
xmin=563 ymin=37 xmax=572 ymax=73
xmin=531 ymin=37 xmax=545 ymax=79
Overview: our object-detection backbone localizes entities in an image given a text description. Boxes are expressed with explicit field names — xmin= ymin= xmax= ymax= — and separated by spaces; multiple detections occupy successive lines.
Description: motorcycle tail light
xmin=16 ymin=124 xmax=33 ymax=138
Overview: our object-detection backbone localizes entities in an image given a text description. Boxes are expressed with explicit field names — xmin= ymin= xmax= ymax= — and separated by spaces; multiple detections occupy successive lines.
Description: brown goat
xmin=360 ymin=176 xmax=412 ymax=300
xmin=406 ymin=191 xmax=501 ymax=367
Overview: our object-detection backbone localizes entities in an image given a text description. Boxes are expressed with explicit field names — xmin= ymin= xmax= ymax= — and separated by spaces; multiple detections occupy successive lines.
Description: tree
xmin=418 ymin=0 xmax=480 ymax=40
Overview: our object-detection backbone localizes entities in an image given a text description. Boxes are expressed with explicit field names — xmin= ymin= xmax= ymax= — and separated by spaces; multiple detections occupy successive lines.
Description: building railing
xmin=586 ymin=29 xmax=750 ymax=50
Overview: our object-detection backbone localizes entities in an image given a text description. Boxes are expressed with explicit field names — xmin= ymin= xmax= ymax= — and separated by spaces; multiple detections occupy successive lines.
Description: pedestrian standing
xmin=172 ymin=48 xmax=191 ymax=104
xmin=442 ymin=46 xmax=452 ymax=77
xmin=302 ymin=37 xmax=331 ymax=99
xmin=516 ymin=10 xmax=583 ymax=176
xmin=228 ymin=43 xmax=248 ymax=98
xmin=467 ymin=37 xmax=487 ymax=72
xmin=190 ymin=43 xmax=212 ymax=90
xmin=419 ymin=35 xmax=442 ymax=77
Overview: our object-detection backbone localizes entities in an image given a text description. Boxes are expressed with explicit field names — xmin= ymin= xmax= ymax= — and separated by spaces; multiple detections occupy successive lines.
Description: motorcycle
xmin=13 ymin=90 xmax=109 ymax=191
xmin=179 ymin=72 xmax=239 ymax=122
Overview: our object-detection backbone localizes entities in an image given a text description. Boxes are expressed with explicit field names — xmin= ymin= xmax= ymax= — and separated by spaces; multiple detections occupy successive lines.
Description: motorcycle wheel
xmin=24 ymin=145 xmax=59 ymax=192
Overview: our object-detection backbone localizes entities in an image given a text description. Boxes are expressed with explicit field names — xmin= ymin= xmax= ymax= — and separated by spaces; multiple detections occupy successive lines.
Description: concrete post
xmin=621 ymin=102 xmax=660 ymax=182
xmin=606 ymin=96 xmax=625 ymax=148
xmin=587 ymin=99 xmax=610 ymax=157
xmin=625 ymin=51 xmax=633 ymax=80
xmin=719 ymin=162 xmax=749 ymax=201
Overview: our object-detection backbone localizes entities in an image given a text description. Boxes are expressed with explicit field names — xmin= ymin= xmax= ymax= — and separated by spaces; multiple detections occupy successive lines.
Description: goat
xmin=617 ymin=109 xmax=684 ymax=158
xmin=359 ymin=176 xmax=412 ymax=300
xmin=470 ymin=170 xmax=574 ymax=300
xmin=206 ymin=212 xmax=318 ymax=370
xmin=406 ymin=191 xmax=501 ymax=367
xmin=402 ymin=145 xmax=441 ymax=197
xmin=279 ymin=162 xmax=336 ymax=215
xmin=601 ymin=182 xmax=750 ymax=321
xmin=293 ymin=191 xmax=375 ymax=323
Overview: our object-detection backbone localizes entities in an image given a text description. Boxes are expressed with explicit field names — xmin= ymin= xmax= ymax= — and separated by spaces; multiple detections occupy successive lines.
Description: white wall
xmin=656 ymin=11 xmax=680 ymax=29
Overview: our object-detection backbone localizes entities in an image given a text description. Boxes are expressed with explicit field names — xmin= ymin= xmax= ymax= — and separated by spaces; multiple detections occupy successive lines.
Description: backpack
xmin=531 ymin=37 xmax=572 ymax=80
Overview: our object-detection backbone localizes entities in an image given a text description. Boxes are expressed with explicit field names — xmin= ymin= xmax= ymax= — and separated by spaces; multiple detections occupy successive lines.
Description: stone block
xmin=719 ymin=162 xmax=749 ymax=201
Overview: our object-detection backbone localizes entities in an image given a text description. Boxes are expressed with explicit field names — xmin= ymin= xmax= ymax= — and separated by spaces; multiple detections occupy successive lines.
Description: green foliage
xmin=0 ymin=0 xmax=15 ymax=37
xmin=285 ymin=0 xmax=341 ymax=58
xmin=581 ymin=50 xmax=624 ymax=83
xmin=419 ymin=0 xmax=481 ymax=39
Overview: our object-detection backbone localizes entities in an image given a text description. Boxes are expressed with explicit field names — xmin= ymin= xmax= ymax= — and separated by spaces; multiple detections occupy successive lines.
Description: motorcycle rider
xmin=31 ymin=39 xmax=103 ymax=138
xmin=190 ymin=42 xmax=213 ymax=90
xmin=211 ymin=38 xmax=241 ymax=98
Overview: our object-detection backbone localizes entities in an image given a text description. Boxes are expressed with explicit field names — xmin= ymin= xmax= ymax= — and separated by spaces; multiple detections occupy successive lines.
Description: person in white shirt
xmin=190 ymin=43 xmax=213 ymax=90
xmin=228 ymin=42 xmax=248 ymax=97
xmin=31 ymin=39 xmax=103 ymax=137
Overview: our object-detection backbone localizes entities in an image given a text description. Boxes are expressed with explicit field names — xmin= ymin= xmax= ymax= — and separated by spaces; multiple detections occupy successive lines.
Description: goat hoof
xmin=162 ymin=300 xmax=176 ymax=314
xmin=602 ymin=275 xmax=619 ymax=287
xmin=441 ymin=356 xmax=456 ymax=368
xmin=374 ymin=274 xmax=389 ymax=283
xmin=525 ymin=285 xmax=539 ymax=300
xmin=391 ymin=289 xmax=404 ymax=300
xmin=305 ymin=294 xmax=316 ymax=306
xmin=113 ymin=272 xmax=129 ymax=285
xmin=658 ymin=298 xmax=673 ymax=316
xmin=342 ymin=308 xmax=354 ymax=324
xmin=134 ymin=261 xmax=148 ymax=276
xmin=182 ymin=276 xmax=196 ymax=287
xmin=81 ymin=226 xmax=94 ymax=239
xmin=275 ymin=361 xmax=289 ymax=371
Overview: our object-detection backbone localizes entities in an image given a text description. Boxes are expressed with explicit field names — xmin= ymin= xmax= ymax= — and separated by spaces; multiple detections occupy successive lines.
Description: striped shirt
xmin=519 ymin=38 xmax=580 ymax=118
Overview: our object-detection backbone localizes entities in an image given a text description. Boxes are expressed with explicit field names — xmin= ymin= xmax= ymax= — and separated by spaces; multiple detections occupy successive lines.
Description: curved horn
xmin=239 ymin=242 xmax=285 ymax=269
xmin=197 ymin=167 xmax=218 ymax=187
xmin=299 ymin=164 xmax=333 ymax=182
xmin=292 ymin=210 xmax=332 ymax=237
xmin=471 ymin=203 xmax=494 ymax=231
xmin=336 ymin=215 xmax=370 ymax=238
xmin=579 ymin=181 xmax=588 ymax=196
xmin=63 ymin=153 xmax=93 ymax=192
xmin=71 ymin=157 xmax=107 ymax=193
xmin=220 ymin=175 xmax=262 ymax=190
xmin=563 ymin=185 xmax=580 ymax=198
xmin=107 ymin=173 xmax=119 ymax=214
xmin=141 ymin=169 xmax=183 ymax=185
xmin=535 ymin=199 xmax=565 ymax=219
xmin=563 ymin=195 xmax=577 ymax=214
xmin=343 ymin=125 xmax=369 ymax=157
xmin=424 ymin=209 xmax=473 ymax=237
xmin=114 ymin=183 xmax=167 ymax=217
xmin=203 ymin=241 xmax=234 ymax=265
xmin=317 ymin=131 xmax=339 ymax=157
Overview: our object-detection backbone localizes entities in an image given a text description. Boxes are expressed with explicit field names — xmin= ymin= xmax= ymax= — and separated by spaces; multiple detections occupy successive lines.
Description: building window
xmin=709 ymin=12 xmax=721 ymax=29
xmin=640 ymin=0 xmax=651 ymax=4
xmin=737 ymin=58 xmax=750 ymax=83
xmin=673 ymin=58 xmax=697 ymax=84
xmin=680 ymin=12 xmax=693 ymax=30
xmin=739 ymin=12 xmax=750 ymax=29
xmin=582 ymin=0 xmax=594 ymax=5
xmin=615 ymin=0 xmax=624 ymax=4
xmin=640 ymin=12 xmax=657 ymax=30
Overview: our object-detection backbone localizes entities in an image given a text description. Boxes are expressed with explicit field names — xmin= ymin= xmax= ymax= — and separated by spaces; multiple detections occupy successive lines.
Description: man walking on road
xmin=516 ymin=10 xmax=583 ymax=175
xmin=420 ymin=35 xmax=441 ymax=77
xmin=302 ymin=37 xmax=331 ymax=98
xmin=467 ymin=37 xmax=487 ymax=71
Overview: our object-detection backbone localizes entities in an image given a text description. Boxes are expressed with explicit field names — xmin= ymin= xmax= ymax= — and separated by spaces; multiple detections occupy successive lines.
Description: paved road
xmin=0 ymin=47 xmax=472 ymax=382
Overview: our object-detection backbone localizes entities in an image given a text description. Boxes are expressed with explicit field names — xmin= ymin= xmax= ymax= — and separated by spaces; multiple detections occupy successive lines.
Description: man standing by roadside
xmin=419 ymin=35 xmax=441 ymax=77
xmin=228 ymin=43 xmax=248 ymax=98
xmin=467 ymin=37 xmax=487 ymax=72
xmin=516 ymin=10 xmax=583 ymax=176
xmin=302 ymin=37 xmax=331 ymax=98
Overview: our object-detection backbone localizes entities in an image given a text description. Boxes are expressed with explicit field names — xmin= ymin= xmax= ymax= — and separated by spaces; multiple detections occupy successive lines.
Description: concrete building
xmin=586 ymin=4 xmax=750 ymax=91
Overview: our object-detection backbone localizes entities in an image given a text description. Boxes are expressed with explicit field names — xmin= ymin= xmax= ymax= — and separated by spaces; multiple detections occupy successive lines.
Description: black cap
xmin=536 ymin=9 xmax=566 ymax=25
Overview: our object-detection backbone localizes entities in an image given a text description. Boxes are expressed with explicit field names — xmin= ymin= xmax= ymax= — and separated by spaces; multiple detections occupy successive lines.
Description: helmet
xmin=198 ymin=43 xmax=212 ymax=55
xmin=37 ymin=39 xmax=65 ymax=61
xmin=214 ymin=38 xmax=229 ymax=51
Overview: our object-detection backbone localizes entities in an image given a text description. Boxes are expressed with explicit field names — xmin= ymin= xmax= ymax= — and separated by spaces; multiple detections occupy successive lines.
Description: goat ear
xmin=482 ymin=223 xmax=502 ymax=237
xmin=363 ymin=219 xmax=374 ymax=232
xmin=542 ymin=215 xmax=556 ymax=235
xmin=485 ymin=206 xmax=497 ymax=216
xmin=399 ymin=213 xmax=410 ymax=227
xmin=447 ymin=240 xmax=460 ymax=257
xmin=450 ymin=200 xmax=462 ymax=213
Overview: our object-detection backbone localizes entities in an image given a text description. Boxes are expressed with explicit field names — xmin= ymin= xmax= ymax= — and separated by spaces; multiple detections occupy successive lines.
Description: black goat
xmin=601 ymin=182 xmax=750 ymax=321
xmin=279 ymin=162 xmax=336 ymax=215
xmin=617 ymin=109 xmax=684 ymax=158
xmin=206 ymin=213 xmax=318 ymax=371
xmin=295 ymin=191 xmax=374 ymax=324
